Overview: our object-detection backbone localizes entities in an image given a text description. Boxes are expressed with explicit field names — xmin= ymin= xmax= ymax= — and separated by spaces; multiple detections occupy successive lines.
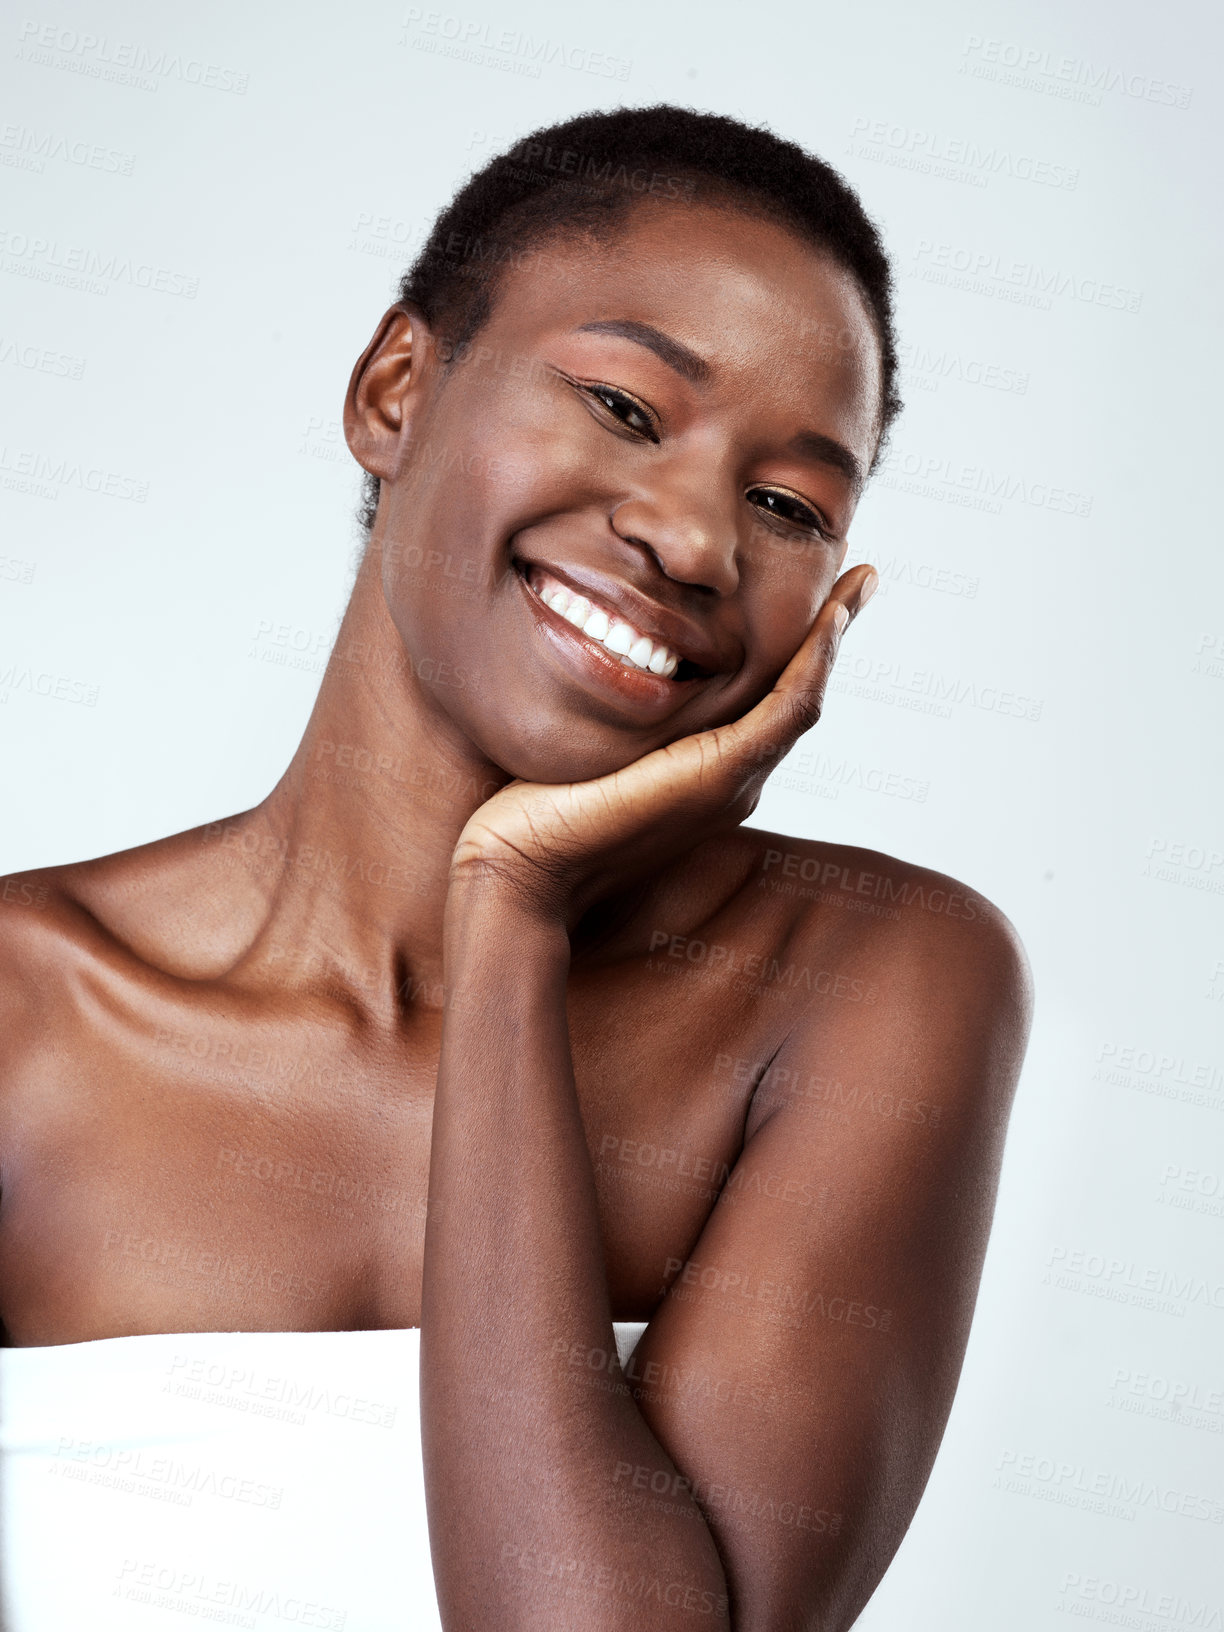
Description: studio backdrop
xmin=1 ymin=0 xmax=1220 ymax=1627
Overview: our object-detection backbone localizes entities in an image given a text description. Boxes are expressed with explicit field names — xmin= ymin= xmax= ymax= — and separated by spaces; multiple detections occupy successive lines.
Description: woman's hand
xmin=450 ymin=562 xmax=878 ymax=926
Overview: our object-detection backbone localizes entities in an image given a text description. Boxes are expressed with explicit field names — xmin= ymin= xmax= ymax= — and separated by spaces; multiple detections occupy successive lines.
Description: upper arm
xmin=625 ymin=899 xmax=1032 ymax=1630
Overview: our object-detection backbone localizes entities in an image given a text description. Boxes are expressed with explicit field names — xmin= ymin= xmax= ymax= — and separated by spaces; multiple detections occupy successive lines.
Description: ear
xmin=343 ymin=303 xmax=437 ymax=485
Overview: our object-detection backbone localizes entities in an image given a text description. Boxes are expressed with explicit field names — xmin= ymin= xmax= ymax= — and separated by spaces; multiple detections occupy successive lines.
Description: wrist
xmin=444 ymin=862 xmax=572 ymax=959
xmin=447 ymin=851 xmax=574 ymax=929
xmin=443 ymin=885 xmax=571 ymax=1020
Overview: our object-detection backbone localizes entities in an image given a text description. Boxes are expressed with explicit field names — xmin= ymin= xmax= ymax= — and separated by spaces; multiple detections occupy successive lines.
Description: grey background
xmin=1 ymin=0 xmax=1221 ymax=1623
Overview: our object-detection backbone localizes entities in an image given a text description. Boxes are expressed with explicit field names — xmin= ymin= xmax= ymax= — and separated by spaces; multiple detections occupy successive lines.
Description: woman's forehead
xmin=491 ymin=200 xmax=878 ymax=374
xmin=482 ymin=201 xmax=882 ymax=440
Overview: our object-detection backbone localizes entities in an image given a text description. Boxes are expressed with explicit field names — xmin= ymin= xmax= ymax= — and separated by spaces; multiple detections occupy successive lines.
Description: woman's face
xmin=354 ymin=197 xmax=883 ymax=782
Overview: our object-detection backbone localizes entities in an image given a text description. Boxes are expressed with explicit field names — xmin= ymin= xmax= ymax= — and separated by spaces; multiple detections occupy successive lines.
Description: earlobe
xmin=343 ymin=303 xmax=433 ymax=484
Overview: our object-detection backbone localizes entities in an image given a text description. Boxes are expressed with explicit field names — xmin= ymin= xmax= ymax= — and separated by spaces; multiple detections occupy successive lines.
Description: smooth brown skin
xmin=0 ymin=198 xmax=1031 ymax=1629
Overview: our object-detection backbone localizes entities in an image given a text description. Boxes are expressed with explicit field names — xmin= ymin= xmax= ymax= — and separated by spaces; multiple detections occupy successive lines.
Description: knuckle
xmin=784 ymin=687 xmax=823 ymax=734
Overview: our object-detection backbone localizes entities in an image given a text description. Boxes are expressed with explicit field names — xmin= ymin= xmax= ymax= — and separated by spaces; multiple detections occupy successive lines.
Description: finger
xmin=595 ymin=563 xmax=877 ymax=823
xmin=717 ymin=562 xmax=879 ymax=773
xmin=811 ymin=560 xmax=880 ymax=643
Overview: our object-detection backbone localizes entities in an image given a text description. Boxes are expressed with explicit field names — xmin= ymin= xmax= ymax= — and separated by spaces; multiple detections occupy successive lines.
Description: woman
xmin=0 ymin=106 xmax=1031 ymax=1629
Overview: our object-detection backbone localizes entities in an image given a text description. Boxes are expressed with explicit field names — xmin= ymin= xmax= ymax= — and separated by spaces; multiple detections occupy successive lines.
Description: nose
xmin=609 ymin=455 xmax=740 ymax=597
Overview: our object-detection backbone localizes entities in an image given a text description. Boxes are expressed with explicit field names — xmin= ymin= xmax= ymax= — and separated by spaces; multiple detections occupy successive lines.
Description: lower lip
xmin=514 ymin=566 xmax=695 ymax=716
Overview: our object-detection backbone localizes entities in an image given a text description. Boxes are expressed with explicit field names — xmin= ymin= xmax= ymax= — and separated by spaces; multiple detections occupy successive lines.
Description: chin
xmin=482 ymin=730 xmax=646 ymax=788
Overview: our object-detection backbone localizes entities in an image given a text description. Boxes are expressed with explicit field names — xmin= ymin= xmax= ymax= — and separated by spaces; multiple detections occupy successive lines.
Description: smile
xmin=512 ymin=559 xmax=721 ymax=718
xmin=524 ymin=565 xmax=683 ymax=678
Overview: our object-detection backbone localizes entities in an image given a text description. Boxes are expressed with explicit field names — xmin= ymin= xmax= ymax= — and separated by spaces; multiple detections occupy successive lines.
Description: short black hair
xmin=357 ymin=104 xmax=901 ymax=532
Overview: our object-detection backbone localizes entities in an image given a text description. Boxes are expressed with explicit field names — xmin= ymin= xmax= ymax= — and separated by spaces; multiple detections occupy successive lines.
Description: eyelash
xmin=746 ymin=487 xmax=834 ymax=543
xmin=578 ymin=380 xmax=660 ymax=442
xmin=570 ymin=376 xmax=834 ymax=543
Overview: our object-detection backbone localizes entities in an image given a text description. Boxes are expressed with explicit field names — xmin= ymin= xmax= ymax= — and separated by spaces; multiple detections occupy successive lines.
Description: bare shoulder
xmin=0 ymin=809 xmax=277 ymax=1000
xmin=744 ymin=822 xmax=1027 ymax=957
xmin=0 ymin=856 xmax=116 ymax=1096
xmin=735 ymin=824 xmax=1033 ymax=1060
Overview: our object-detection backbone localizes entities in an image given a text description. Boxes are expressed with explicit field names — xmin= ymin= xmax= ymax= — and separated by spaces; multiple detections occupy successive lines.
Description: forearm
xmin=421 ymin=874 xmax=729 ymax=1630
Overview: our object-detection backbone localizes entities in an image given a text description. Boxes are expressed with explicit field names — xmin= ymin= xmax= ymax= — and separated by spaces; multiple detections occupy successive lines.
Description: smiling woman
xmin=0 ymin=105 xmax=1031 ymax=1630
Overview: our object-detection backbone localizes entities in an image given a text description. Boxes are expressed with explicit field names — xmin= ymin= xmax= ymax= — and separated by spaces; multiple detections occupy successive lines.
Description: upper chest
xmin=0 ymin=940 xmax=792 ymax=1342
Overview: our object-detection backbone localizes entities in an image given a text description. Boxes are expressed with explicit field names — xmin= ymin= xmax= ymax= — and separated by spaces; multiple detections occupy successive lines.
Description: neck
xmin=226 ymin=536 xmax=512 ymax=1014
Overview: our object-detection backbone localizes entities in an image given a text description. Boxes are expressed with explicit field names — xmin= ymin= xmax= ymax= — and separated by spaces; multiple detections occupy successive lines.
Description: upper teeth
xmin=530 ymin=569 xmax=680 ymax=678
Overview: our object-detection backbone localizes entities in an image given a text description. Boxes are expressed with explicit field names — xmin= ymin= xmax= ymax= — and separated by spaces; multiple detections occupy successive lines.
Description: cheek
xmin=376 ymin=437 xmax=528 ymax=625
xmin=394 ymin=393 xmax=594 ymax=566
xmin=378 ymin=542 xmax=483 ymax=645
xmin=742 ymin=533 xmax=840 ymax=649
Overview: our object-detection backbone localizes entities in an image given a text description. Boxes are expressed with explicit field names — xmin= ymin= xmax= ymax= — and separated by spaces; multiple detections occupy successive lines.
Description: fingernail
xmin=832 ymin=603 xmax=850 ymax=634
xmin=858 ymin=571 xmax=879 ymax=608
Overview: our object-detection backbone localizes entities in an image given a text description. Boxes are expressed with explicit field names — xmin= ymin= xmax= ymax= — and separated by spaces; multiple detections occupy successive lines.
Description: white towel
xmin=0 ymin=1323 xmax=647 ymax=1631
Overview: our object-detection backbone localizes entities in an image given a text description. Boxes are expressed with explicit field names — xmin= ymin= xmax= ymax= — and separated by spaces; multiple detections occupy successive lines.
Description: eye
xmin=577 ymin=379 xmax=660 ymax=443
xmin=747 ymin=487 xmax=833 ymax=542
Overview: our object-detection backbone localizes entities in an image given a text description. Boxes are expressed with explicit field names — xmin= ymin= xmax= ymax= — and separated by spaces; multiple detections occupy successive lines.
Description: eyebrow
xmin=575 ymin=319 xmax=712 ymax=385
xmin=789 ymin=430 xmax=864 ymax=494
xmin=575 ymin=317 xmax=864 ymax=493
